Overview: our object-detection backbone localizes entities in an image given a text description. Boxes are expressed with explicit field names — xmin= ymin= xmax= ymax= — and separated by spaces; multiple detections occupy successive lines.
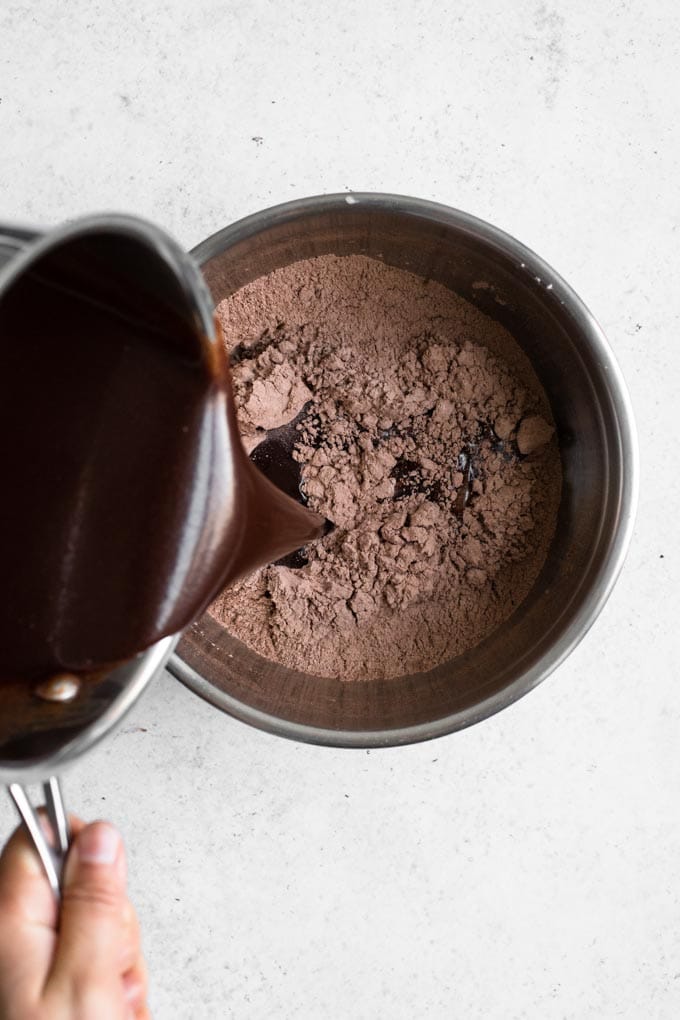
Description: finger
xmin=0 ymin=812 xmax=87 ymax=916
xmin=48 ymin=821 xmax=127 ymax=995
xmin=0 ymin=820 xmax=56 ymax=926
xmin=0 ymin=821 xmax=59 ymax=1005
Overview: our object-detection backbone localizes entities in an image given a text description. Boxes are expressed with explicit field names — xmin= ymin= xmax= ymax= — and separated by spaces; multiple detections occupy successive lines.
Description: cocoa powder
xmin=208 ymin=255 xmax=561 ymax=681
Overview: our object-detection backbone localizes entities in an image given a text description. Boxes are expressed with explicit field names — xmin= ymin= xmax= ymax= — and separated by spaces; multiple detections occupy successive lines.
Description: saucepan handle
xmin=7 ymin=776 xmax=70 ymax=900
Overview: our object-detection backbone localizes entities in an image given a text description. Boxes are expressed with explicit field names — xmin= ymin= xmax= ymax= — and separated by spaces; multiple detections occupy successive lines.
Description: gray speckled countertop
xmin=1 ymin=2 xmax=679 ymax=1017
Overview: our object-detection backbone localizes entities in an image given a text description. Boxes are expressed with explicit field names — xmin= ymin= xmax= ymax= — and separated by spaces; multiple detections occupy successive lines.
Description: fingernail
xmin=76 ymin=822 xmax=120 ymax=865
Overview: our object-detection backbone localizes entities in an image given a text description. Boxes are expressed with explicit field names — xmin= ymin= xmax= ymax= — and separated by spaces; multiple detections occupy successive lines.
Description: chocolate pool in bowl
xmin=168 ymin=193 xmax=638 ymax=748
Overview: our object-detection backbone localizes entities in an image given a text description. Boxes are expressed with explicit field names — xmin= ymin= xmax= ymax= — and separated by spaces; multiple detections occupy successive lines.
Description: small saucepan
xmin=0 ymin=214 xmax=214 ymax=895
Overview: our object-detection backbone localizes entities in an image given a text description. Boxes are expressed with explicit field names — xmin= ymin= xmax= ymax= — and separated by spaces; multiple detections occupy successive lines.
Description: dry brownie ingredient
xmin=208 ymin=254 xmax=561 ymax=681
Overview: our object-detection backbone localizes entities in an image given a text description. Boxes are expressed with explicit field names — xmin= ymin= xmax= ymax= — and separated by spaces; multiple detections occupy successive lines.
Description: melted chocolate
xmin=0 ymin=238 xmax=325 ymax=681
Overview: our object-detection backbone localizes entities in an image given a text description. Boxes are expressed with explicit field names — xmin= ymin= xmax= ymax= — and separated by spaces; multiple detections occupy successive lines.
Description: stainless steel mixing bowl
xmin=169 ymin=193 xmax=638 ymax=748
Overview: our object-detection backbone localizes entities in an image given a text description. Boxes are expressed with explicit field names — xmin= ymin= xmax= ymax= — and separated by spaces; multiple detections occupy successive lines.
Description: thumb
xmin=49 ymin=821 xmax=127 ymax=993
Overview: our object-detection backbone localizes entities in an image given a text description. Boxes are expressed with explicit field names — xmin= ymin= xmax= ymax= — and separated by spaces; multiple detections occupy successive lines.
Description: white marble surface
xmin=1 ymin=1 xmax=679 ymax=1017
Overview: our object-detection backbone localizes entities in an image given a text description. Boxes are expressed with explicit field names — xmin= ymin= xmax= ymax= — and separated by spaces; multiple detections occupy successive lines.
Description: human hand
xmin=0 ymin=817 xmax=149 ymax=1019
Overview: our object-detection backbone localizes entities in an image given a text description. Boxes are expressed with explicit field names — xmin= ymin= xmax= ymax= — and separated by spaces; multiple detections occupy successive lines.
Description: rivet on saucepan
xmin=34 ymin=673 xmax=81 ymax=703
